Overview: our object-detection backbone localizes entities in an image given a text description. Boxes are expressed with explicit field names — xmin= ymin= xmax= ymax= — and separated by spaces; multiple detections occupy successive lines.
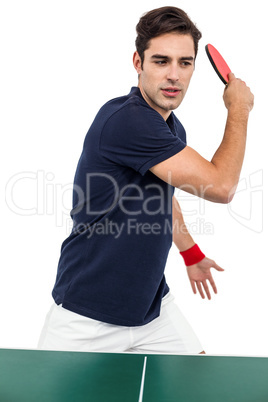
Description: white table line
xmin=138 ymin=356 xmax=147 ymax=402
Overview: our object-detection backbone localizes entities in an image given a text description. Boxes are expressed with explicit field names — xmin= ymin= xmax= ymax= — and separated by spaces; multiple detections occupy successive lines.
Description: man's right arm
xmin=150 ymin=73 xmax=254 ymax=204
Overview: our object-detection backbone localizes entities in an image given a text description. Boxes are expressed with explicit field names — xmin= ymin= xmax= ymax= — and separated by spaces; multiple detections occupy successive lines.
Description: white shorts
xmin=38 ymin=293 xmax=203 ymax=354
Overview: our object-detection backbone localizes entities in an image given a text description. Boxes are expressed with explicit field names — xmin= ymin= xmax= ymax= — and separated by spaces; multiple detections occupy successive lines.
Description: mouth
xmin=161 ymin=87 xmax=181 ymax=97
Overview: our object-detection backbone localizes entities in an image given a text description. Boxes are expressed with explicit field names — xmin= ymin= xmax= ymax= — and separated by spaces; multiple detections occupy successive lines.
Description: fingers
xmin=227 ymin=72 xmax=250 ymax=87
xmin=188 ymin=259 xmax=224 ymax=299
xmin=199 ymin=281 xmax=211 ymax=300
xmin=209 ymin=277 xmax=217 ymax=295
xmin=196 ymin=282 xmax=205 ymax=299
xmin=213 ymin=263 xmax=225 ymax=272
xmin=190 ymin=280 xmax=197 ymax=295
xmin=208 ymin=259 xmax=224 ymax=272
xmin=228 ymin=72 xmax=235 ymax=81
xmin=227 ymin=72 xmax=246 ymax=85
xmin=192 ymin=279 xmax=212 ymax=300
xmin=192 ymin=277 xmax=217 ymax=300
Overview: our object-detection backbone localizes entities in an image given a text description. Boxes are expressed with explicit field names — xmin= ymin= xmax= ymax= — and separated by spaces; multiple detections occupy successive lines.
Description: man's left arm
xmin=172 ymin=196 xmax=224 ymax=300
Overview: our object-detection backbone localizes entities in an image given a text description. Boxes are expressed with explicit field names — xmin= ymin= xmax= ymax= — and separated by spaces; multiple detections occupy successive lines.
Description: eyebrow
xmin=151 ymin=54 xmax=194 ymax=61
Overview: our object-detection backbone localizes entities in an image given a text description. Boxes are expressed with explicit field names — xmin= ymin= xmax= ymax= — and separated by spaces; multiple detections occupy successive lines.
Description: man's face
xmin=133 ymin=33 xmax=195 ymax=120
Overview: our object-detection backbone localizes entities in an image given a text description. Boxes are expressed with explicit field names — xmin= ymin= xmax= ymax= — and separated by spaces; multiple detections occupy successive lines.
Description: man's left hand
xmin=186 ymin=257 xmax=224 ymax=300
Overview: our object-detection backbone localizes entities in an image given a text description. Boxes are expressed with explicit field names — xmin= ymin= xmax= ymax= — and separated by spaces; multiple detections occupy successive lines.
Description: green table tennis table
xmin=1 ymin=348 xmax=268 ymax=401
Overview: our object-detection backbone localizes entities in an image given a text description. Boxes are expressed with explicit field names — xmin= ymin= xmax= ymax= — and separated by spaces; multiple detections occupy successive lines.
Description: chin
xmin=165 ymin=101 xmax=181 ymax=111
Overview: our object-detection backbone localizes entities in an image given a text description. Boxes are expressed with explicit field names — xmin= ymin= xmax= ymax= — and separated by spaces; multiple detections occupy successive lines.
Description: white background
xmin=1 ymin=0 xmax=267 ymax=356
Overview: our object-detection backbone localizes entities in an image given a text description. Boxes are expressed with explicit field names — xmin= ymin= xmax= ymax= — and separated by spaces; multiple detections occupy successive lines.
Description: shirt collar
xmin=129 ymin=86 xmax=176 ymax=133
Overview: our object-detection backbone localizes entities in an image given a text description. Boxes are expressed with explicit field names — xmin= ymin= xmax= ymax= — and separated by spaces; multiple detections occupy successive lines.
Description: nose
xmin=167 ymin=63 xmax=179 ymax=82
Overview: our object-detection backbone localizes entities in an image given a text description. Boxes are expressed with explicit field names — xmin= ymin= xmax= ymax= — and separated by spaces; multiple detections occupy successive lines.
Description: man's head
xmin=133 ymin=7 xmax=202 ymax=120
xmin=135 ymin=6 xmax=202 ymax=68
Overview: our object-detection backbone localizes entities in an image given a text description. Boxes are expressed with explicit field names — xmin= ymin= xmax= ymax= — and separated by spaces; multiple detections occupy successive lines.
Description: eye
xmin=155 ymin=60 xmax=167 ymax=65
xmin=181 ymin=61 xmax=192 ymax=67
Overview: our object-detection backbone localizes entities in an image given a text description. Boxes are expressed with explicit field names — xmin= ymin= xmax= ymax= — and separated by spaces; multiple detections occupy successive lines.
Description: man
xmin=38 ymin=7 xmax=254 ymax=354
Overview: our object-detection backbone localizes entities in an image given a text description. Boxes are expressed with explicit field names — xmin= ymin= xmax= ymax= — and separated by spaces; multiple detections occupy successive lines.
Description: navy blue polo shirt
xmin=52 ymin=87 xmax=187 ymax=326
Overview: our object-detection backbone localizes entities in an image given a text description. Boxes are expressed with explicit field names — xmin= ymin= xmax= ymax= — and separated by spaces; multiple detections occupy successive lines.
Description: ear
xmin=133 ymin=51 xmax=142 ymax=74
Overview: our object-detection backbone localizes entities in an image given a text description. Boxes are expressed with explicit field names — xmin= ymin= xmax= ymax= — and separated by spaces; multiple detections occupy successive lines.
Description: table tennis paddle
xmin=205 ymin=44 xmax=231 ymax=85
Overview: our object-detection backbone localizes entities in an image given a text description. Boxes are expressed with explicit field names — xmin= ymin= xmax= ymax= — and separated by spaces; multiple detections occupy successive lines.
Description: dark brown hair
xmin=135 ymin=6 xmax=202 ymax=67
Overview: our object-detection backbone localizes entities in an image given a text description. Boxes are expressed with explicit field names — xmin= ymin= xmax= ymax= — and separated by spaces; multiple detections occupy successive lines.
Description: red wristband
xmin=180 ymin=244 xmax=205 ymax=266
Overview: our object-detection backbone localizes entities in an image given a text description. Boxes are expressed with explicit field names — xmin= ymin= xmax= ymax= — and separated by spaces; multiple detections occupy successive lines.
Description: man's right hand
xmin=223 ymin=72 xmax=254 ymax=113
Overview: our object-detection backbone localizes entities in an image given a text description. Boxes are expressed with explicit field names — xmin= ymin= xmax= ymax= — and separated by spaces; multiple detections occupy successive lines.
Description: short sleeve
xmin=99 ymin=101 xmax=186 ymax=176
